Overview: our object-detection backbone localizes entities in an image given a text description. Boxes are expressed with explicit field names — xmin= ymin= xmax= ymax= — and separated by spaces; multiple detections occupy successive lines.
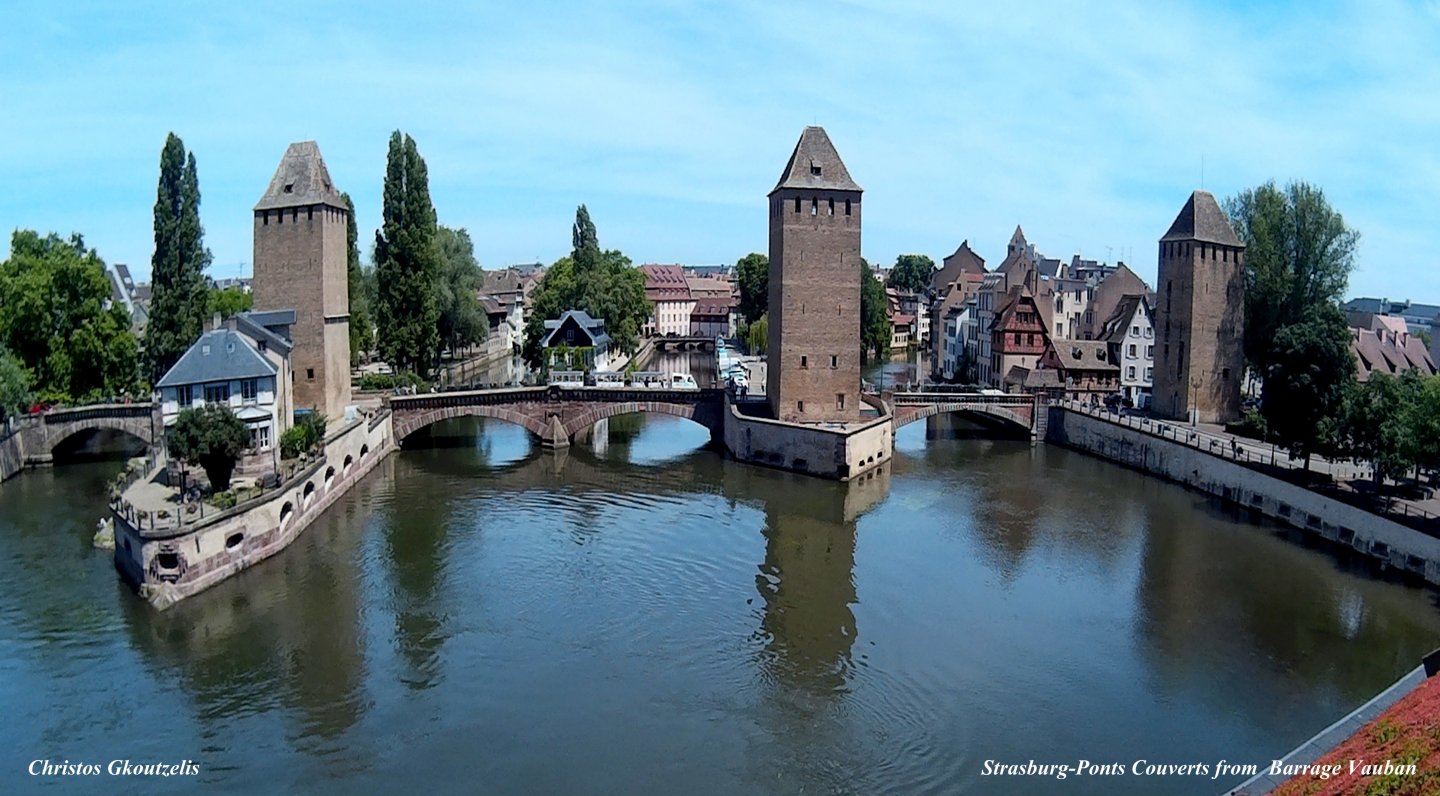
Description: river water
xmin=2 ymin=365 xmax=1439 ymax=794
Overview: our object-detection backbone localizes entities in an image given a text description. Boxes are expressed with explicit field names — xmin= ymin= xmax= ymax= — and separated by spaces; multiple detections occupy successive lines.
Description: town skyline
xmin=4 ymin=1 xmax=1439 ymax=299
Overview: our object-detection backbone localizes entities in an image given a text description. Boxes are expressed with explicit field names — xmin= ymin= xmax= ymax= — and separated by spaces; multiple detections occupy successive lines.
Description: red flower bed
xmin=1272 ymin=674 xmax=1440 ymax=796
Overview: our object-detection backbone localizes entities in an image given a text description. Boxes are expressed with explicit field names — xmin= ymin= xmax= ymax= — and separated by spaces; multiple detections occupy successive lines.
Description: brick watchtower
xmin=1152 ymin=190 xmax=1245 ymax=424
xmin=252 ymin=142 xmax=351 ymax=422
xmin=766 ymin=127 xmax=863 ymax=422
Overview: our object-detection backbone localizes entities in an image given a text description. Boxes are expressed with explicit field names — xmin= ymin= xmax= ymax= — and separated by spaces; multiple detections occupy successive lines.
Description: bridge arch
xmin=393 ymin=404 xmax=552 ymax=443
xmin=561 ymin=401 xmax=722 ymax=439
xmin=46 ymin=424 xmax=152 ymax=455
xmin=894 ymin=403 xmax=1034 ymax=435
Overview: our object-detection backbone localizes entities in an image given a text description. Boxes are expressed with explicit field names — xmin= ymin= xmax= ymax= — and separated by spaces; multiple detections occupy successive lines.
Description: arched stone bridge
xmin=388 ymin=386 xmax=728 ymax=448
xmin=889 ymin=391 xmax=1043 ymax=437
xmin=1 ymin=403 xmax=162 ymax=480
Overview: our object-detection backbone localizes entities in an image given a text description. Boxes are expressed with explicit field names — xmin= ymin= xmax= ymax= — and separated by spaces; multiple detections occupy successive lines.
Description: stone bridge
xmin=889 ymin=391 xmax=1043 ymax=437
xmin=650 ymin=336 xmax=718 ymax=353
xmin=1 ymin=403 xmax=162 ymax=481
xmin=388 ymin=386 xmax=728 ymax=448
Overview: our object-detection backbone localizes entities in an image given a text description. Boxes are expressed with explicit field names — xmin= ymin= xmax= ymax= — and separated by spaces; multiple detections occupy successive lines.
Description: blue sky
xmin=3 ymin=1 xmax=1438 ymax=299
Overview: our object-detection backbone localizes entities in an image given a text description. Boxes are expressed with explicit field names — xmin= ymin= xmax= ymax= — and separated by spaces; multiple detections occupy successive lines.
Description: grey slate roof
xmin=771 ymin=126 xmax=862 ymax=194
xmin=156 ymin=328 xmax=278 ymax=388
xmin=1161 ymin=190 xmax=1243 ymax=247
xmin=254 ymin=141 xmax=347 ymax=211
xmin=234 ymin=311 xmax=294 ymax=355
xmin=541 ymin=310 xmax=610 ymax=348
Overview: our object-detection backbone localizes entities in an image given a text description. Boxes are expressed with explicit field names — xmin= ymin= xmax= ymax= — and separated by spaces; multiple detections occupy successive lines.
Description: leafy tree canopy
xmin=207 ymin=286 xmax=252 ymax=319
xmin=736 ymin=252 xmax=768 ymax=324
xmin=147 ymin=133 xmax=212 ymax=383
xmin=343 ymin=192 xmax=375 ymax=365
xmin=885 ymin=254 xmax=936 ymax=294
xmin=0 ymin=230 xmax=140 ymax=403
xmin=0 ymin=345 xmax=32 ymax=420
xmin=434 ymin=225 xmax=487 ymax=355
xmin=1262 ymin=303 xmax=1355 ymax=469
xmin=167 ymin=404 xmax=249 ymax=491
xmin=861 ymin=258 xmax=891 ymax=363
xmin=1224 ymin=180 xmax=1358 ymax=375
xmin=375 ymin=131 xmax=441 ymax=378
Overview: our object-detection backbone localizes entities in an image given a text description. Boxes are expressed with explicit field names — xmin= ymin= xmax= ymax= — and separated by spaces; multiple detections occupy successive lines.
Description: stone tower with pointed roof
xmin=252 ymin=141 xmax=351 ymax=421
xmin=1152 ymin=190 xmax=1245 ymax=423
xmin=766 ymin=126 xmax=863 ymax=422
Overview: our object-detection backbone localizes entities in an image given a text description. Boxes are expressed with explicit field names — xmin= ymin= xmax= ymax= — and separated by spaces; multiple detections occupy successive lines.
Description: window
xmin=1132 ymin=325 xmax=1140 ymax=336
xmin=1222 ymin=367 xmax=1230 ymax=380
xmin=1128 ymin=344 xmax=1136 ymax=357
xmin=830 ymin=355 xmax=838 ymax=368
xmin=794 ymin=197 xmax=801 ymax=214
xmin=837 ymin=393 xmax=846 ymax=410
xmin=204 ymin=383 xmax=230 ymax=404
xmin=1146 ymin=345 xmax=1153 ymax=359
xmin=257 ymin=339 xmax=267 ymax=353
xmin=810 ymin=162 xmax=821 ymax=176
xmin=828 ymin=198 xmax=834 ymax=216
xmin=800 ymin=355 xmax=808 ymax=368
xmin=845 ymin=199 xmax=851 ymax=216
xmin=250 ymin=423 xmax=271 ymax=450
xmin=811 ymin=198 xmax=817 ymax=216
xmin=241 ymin=379 xmax=258 ymax=401
xmin=1145 ymin=367 xmax=1153 ymax=381
xmin=176 ymin=385 xmax=194 ymax=406
xmin=306 ymin=368 xmax=315 ymax=380
xmin=797 ymin=400 xmax=805 ymax=413
xmin=1127 ymin=366 xmax=1136 ymax=380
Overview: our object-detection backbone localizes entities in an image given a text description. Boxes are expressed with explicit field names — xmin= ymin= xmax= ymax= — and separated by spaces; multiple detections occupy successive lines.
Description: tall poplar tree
xmin=147 ymin=133 xmax=212 ymax=383
xmin=374 ymin=132 xmax=440 ymax=378
xmin=343 ymin=192 xmax=374 ymax=364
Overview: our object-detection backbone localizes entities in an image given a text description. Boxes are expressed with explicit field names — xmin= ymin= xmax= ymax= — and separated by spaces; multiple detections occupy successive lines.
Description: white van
xmin=670 ymin=373 xmax=699 ymax=390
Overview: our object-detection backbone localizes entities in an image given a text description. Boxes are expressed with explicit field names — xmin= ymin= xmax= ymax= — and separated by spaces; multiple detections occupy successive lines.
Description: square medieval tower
xmin=252 ymin=141 xmax=351 ymax=422
xmin=766 ymin=127 xmax=863 ymax=422
xmin=1151 ymin=190 xmax=1245 ymax=424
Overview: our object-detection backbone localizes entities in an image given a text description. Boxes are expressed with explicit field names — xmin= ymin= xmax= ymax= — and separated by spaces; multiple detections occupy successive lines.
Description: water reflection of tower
xmin=749 ymin=465 xmax=890 ymax=694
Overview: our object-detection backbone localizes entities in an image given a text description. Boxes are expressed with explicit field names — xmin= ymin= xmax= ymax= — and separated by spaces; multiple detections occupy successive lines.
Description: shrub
xmin=211 ymin=491 xmax=238 ymax=510
xmin=1225 ymin=408 xmax=1269 ymax=441
xmin=280 ymin=427 xmax=309 ymax=460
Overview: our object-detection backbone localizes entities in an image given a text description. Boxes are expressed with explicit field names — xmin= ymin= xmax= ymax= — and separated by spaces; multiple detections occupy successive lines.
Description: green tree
xmin=1262 ymin=304 xmax=1355 ymax=471
xmin=0 ymin=346 xmax=31 ymax=420
xmin=746 ymin=313 xmax=768 ymax=356
xmin=207 ymin=286 xmax=252 ymax=318
xmin=375 ymin=131 xmax=441 ymax=378
xmin=167 ymin=404 xmax=249 ymax=491
xmin=522 ymin=207 xmax=650 ymax=368
xmin=885 ymin=254 xmax=936 ymax=294
xmin=147 ymin=133 xmax=212 ymax=383
xmin=434 ymin=226 xmax=486 ymax=358
xmin=736 ymin=252 xmax=768 ymax=323
xmin=0 ymin=231 xmax=140 ymax=402
xmin=343 ymin=192 xmax=374 ymax=365
xmin=860 ymin=258 xmax=890 ymax=363
xmin=1341 ymin=371 xmax=1423 ymax=493
xmin=1405 ymin=374 xmax=1440 ymax=476
xmin=1224 ymin=181 xmax=1358 ymax=377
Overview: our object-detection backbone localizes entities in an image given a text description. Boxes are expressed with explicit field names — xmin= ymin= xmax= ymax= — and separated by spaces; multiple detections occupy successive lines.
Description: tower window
xmin=845 ymin=199 xmax=852 ymax=216
xmin=306 ymin=368 xmax=315 ymax=380
xmin=811 ymin=198 xmax=817 ymax=216
xmin=262 ymin=211 xmax=268 ymax=226
xmin=797 ymin=400 xmax=805 ymax=413
xmin=830 ymin=355 xmax=838 ymax=368
xmin=800 ymin=356 xmax=808 ymax=368
xmin=836 ymin=393 xmax=846 ymax=410
xmin=308 ymin=206 xmax=314 ymax=221
xmin=284 ymin=183 xmax=294 ymax=194
xmin=828 ymin=198 xmax=834 ymax=216
xmin=278 ymin=211 xmax=283 ymax=225
xmin=794 ymin=197 xmax=801 ymax=214
xmin=810 ymin=161 xmax=821 ymax=176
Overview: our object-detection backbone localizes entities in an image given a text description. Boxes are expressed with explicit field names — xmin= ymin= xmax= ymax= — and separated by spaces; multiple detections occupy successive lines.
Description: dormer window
xmin=283 ymin=183 xmax=294 ymax=194
xmin=810 ymin=160 xmax=821 ymax=176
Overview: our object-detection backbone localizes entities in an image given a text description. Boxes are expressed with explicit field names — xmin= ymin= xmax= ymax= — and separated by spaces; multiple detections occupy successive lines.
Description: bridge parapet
xmin=890 ymin=391 xmax=1040 ymax=436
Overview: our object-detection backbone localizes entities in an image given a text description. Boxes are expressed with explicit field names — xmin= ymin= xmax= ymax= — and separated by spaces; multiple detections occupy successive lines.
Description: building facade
xmin=991 ymin=286 xmax=1051 ymax=387
xmin=1100 ymin=294 xmax=1155 ymax=408
xmin=156 ymin=311 xmax=296 ymax=455
xmin=1151 ymin=190 xmax=1245 ymax=424
xmin=251 ymin=141 xmax=351 ymax=421
xmin=639 ymin=264 xmax=695 ymax=337
xmin=766 ymin=127 xmax=863 ymax=422
xmin=542 ymin=310 xmax=612 ymax=371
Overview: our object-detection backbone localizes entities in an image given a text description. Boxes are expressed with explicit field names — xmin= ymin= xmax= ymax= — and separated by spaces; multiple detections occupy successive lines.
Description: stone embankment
xmin=1047 ymin=406 xmax=1440 ymax=586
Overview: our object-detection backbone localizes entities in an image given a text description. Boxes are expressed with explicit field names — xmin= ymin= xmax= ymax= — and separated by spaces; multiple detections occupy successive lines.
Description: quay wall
xmin=1047 ymin=407 xmax=1440 ymax=586
xmin=721 ymin=395 xmax=891 ymax=481
xmin=114 ymin=412 xmax=395 ymax=609
xmin=0 ymin=425 xmax=22 ymax=482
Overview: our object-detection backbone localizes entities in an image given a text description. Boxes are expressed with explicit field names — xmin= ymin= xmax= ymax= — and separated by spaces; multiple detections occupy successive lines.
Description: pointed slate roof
xmin=1161 ymin=190 xmax=1243 ymax=247
xmin=156 ymin=328 xmax=278 ymax=388
xmin=771 ymin=126 xmax=861 ymax=194
xmin=255 ymin=141 xmax=347 ymax=211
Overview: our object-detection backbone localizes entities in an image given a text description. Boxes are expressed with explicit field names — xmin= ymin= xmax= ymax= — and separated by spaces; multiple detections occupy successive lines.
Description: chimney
xmin=212 ymin=311 xmax=223 ymax=330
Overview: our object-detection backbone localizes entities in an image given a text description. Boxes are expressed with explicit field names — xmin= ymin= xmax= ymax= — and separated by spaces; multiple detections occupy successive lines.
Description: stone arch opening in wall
xmin=561 ymin=402 xmax=720 ymax=441
xmin=280 ymin=501 xmax=295 ymax=527
xmin=342 ymin=454 xmax=353 ymax=476
xmin=302 ymin=481 xmax=316 ymax=508
xmin=360 ymin=444 xmax=369 ymax=459
xmin=324 ymin=465 xmax=336 ymax=487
